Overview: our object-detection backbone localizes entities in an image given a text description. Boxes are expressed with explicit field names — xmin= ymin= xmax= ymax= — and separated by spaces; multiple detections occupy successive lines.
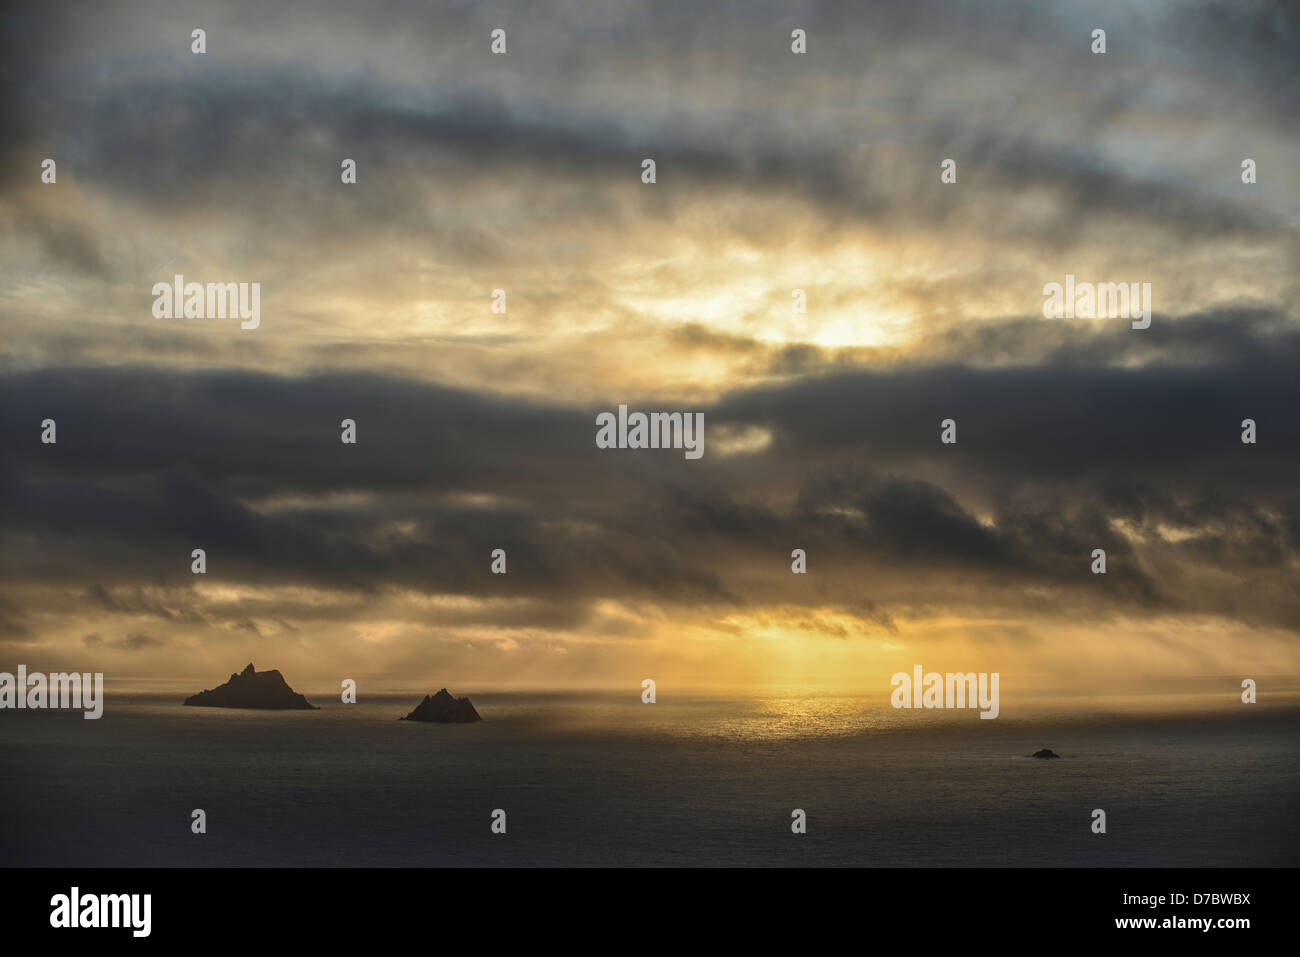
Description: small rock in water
xmin=400 ymin=688 xmax=482 ymax=723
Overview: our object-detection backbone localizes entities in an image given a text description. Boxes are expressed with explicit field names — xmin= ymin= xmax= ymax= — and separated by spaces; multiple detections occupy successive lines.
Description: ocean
xmin=2 ymin=690 xmax=1297 ymax=867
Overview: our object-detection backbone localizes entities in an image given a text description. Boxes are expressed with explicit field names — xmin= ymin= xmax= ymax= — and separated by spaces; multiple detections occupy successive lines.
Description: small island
xmin=400 ymin=688 xmax=482 ymax=723
xmin=1030 ymin=748 xmax=1061 ymax=759
xmin=184 ymin=663 xmax=318 ymax=710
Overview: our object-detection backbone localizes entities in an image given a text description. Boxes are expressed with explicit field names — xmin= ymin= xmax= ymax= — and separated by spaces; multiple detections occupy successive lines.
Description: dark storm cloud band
xmin=3 ymin=310 xmax=1298 ymax=630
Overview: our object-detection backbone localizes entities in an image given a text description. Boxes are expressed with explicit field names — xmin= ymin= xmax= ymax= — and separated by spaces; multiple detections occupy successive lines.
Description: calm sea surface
xmin=2 ymin=690 xmax=1297 ymax=866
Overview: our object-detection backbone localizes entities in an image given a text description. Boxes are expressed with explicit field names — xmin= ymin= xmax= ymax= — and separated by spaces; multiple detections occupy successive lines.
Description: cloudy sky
xmin=2 ymin=0 xmax=1298 ymax=693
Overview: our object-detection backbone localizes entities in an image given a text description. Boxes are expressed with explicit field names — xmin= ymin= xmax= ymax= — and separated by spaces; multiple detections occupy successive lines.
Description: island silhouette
xmin=184 ymin=663 xmax=318 ymax=710
xmin=400 ymin=688 xmax=482 ymax=723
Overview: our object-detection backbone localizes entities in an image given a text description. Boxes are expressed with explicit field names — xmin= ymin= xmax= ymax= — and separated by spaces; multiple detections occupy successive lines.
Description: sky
xmin=1 ymin=0 xmax=1298 ymax=693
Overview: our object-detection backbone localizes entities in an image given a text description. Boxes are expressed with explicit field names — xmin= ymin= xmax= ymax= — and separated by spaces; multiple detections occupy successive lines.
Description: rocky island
xmin=1030 ymin=748 xmax=1061 ymax=759
xmin=184 ymin=663 xmax=318 ymax=710
xmin=400 ymin=688 xmax=482 ymax=723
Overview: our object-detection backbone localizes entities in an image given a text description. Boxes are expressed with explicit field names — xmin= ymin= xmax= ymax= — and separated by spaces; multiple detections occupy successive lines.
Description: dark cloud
xmin=2 ymin=305 xmax=1297 ymax=631
xmin=4 ymin=0 xmax=1295 ymax=277
xmin=0 ymin=595 xmax=32 ymax=641
xmin=82 ymin=632 xmax=167 ymax=651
